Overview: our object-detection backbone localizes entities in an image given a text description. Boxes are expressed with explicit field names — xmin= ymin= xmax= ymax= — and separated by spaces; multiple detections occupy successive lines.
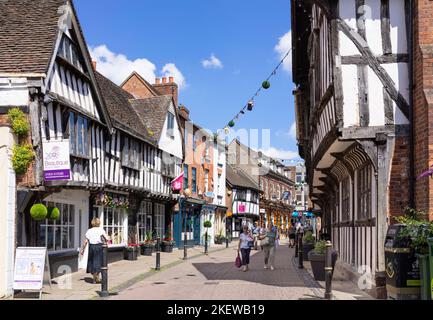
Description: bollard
xmin=324 ymin=241 xmax=333 ymax=300
xmin=298 ymin=232 xmax=304 ymax=269
xmin=226 ymin=230 xmax=229 ymax=248
xmin=295 ymin=232 xmax=299 ymax=258
xmin=204 ymin=231 xmax=209 ymax=255
xmin=155 ymin=237 xmax=161 ymax=271
xmin=100 ymin=238 xmax=109 ymax=297
xmin=183 ymin=230 xmax=188 ymax=260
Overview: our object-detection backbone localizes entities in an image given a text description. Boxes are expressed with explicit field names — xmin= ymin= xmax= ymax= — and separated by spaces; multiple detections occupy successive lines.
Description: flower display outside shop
xmin=95 ymin=192 xmax=130 ymax=209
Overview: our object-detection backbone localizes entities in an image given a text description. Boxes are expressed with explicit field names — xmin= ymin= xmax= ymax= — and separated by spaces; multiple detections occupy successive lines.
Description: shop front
xmin=213 ymin=206 xmax=228 ymax=244
xmin=173 ymin=197 xmax=206 ymax=248
xmin=40 ymin=189 xmax=90 ymax=278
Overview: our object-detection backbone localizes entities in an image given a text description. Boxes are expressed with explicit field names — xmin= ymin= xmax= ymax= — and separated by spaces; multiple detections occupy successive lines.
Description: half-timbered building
xmin=0 ymin=0 xmax=183 ymax=294
xmin=292 ymin=0 xmax=412 ymax=298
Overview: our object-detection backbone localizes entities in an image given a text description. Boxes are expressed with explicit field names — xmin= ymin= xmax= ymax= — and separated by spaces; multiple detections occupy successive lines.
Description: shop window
xmin=167 ymin=112 xmax=175 ymax=137
xmin=39 ymin=202 xmax=75 ymax=251
xmin=250 ymin=191 xmax=258 ymax=203
xmin=204 ymin=169 xmax=209 ymax=193
xmin=104 ymin=207 xmax=126 ymax=245
xmin=138 ymin=201 xmax=152 ymax=242
xmin=154 ymin=203 xmax=165 ymax=238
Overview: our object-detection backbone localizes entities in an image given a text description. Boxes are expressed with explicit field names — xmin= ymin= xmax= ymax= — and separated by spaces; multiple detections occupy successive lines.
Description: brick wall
xmin=413 ymin=0 xmax=433 ymax=220
xmin=389 ymin=136 xmax=411 ymax=221
xmin=121 ymin=74 xmax=158 ymax=99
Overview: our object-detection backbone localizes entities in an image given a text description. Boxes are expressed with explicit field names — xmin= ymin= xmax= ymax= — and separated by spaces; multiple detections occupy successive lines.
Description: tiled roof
xmin=0 ymin=0 xmax=66 ymax=74
xmin=130 ymin=96 xmax=173 ymax=141
xmin=94 ymin=71 xmax=157 ymax=144
xmin=226 ymin=164 xmax=261 ymax=191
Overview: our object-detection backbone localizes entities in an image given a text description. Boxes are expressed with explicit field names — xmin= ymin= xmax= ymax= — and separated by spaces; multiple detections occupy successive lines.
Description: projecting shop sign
xmin=43 ymin=140 xmax=71 ymax=181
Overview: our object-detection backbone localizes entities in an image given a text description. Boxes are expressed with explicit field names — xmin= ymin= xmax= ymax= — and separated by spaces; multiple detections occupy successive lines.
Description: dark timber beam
xmin=338 ymin=19 xmax=410 ymax=120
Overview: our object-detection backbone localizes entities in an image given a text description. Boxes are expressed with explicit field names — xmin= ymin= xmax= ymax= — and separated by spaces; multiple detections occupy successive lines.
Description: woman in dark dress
xmin=80 ymin=218 xmax=108 ymax=284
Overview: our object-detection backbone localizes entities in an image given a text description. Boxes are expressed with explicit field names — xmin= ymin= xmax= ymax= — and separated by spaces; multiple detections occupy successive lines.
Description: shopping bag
xmin=235 ymin=253 xmax=242 ymax=268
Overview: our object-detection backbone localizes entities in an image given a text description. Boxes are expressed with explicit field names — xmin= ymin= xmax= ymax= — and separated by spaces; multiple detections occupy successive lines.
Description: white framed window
xmin=103 ymin=207 xmax=126 ymax=245
xmin=154 ymin=203 xmax=165 ymax=238
xmin=138 ymin=201 xmax=153 ymax=242
xmin=167 ymin=112 xmax=175 ymax=137
xmin=39 ymin=202 xmax=75 ymax=251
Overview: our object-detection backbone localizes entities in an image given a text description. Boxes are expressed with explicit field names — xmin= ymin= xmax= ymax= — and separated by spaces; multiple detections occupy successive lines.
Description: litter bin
xmin=428 ymin=238 xmax=433 ymax=300
xmin=384 ymin=224 xmax=420 ymax=300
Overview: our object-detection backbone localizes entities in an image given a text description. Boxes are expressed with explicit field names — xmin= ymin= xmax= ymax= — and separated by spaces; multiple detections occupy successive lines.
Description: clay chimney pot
xmin=162 ymin=77 xmax=167 ymax=84
xmin=155 ymin=78 xmax=161 ymax=84
xmin=169 ymin=76 xmax=174 ymax=83
xmin=91 ymin=60 xmax=97 ymax=70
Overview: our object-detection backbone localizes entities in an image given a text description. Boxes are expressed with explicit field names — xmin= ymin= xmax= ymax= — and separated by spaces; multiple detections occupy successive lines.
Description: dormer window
xmin=167 ymin=112 xmax=175 ymax=138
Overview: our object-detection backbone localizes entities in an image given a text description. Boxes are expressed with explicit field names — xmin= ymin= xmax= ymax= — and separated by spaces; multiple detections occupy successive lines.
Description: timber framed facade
xmin=292 ymin=0 xmax=412 ymax=298
xmin=0 ymin=0 xmax=183 ymax=294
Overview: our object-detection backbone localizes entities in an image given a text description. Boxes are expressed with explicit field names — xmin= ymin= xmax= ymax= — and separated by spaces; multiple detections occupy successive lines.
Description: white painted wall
xmin=383 ymin=63 xmax=410 ymax=124
xmin=213 ymin=141 xmax=226 ymax=206
xmin=0 ymin=78 xmax=29 ymax=106
xmin=364 ymin=0 xmax=383 ymax=55
xmin=0 ymin=126 xmax=16 ymax=298
xmin=368 ymin=67 xmax=386 ymax=126
xmin=342 ymin=64 xmax=359 ymax=127
xmin=389 ymin=0 xmax=408 ymax=54
xmin=339 ymin=1 xmax=359 ymax=56
xmin=158 ymin=101 xmax=183 ymax=160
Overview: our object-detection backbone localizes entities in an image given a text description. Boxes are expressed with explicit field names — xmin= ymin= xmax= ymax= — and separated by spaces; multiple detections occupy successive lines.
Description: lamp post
xmin=181 ymin=198 xmax=188 ymax=260
xmin=324 ymin=241 xmax=333 ymax=299
xmin=298 ymin=231 xmax=304 ymax=269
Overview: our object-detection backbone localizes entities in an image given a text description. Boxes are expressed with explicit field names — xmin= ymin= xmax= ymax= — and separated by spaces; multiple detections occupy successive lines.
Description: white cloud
xmin=259 ymin=147 xmax=299 ymax=161
xmin=202 ymin=54 xmax=223 ymax=69
xmin=289 ymin=122 xmax=297 ymax=139
xmin=161 ymin=63 xmax=187 ymax=89
xmin=274 ymin=30 xmax=292 ymax=73
xmin=89 ymin=44 xmax=186 ymax=89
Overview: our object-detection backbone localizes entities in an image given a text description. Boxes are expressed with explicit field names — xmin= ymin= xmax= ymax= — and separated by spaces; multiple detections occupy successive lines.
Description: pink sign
xmin=238 ymin=204 xmax=246 ymax=213
xmin=171 ymin=172 xmax=184 ymax=191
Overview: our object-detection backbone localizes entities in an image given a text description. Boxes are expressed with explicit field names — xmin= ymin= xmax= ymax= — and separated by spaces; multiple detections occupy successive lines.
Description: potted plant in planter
xmin=308 ymin=240 xmax=338 ymax=281
xmin=124 ymin=244 xmax=139 ymax=261
xmin=203 ymin=220 xmax=212 ymax=253
xmin=395 ymin=208 xmax=433 ymax=300
xmin=140 ymin=231 xmax=155 ymax=256
xmin=302 ymin=231 xmax=315 ymax=261
xmin=161 ymin=231 xmax=175 ymax=253
xmin=214 ymin=229 xmax=225 ymax=245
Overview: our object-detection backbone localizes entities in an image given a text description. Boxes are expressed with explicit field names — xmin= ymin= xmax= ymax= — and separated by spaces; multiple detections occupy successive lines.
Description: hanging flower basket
xmin=30 ymin=204 xmax=48 ymax=221
xmin=47 ymin=207 xmax=60 ymax=220
xmin=262 ymin=80 xmax=271 ymax=89
xmin=228 ymin=120 xmax=235 ymax=128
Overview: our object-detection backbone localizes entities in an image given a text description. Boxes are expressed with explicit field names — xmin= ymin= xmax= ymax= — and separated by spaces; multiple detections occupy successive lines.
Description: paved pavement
xmin=110 ymin=240 xmax=373 ymax=300
xmin=9 ymin=239 xmax=373 ymax=300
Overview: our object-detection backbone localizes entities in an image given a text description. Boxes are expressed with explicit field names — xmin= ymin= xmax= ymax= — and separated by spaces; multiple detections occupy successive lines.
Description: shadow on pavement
xmin=191 ymin=246 xmax=309 ymax=288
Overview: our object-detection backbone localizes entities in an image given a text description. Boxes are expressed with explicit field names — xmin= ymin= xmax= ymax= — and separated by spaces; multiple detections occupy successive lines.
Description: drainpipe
xmin=408 ymin=0 xmax=414 ymax=209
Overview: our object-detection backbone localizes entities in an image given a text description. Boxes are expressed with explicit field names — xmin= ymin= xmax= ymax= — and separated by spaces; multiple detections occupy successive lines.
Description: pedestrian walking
xmin=288 ymin=225 xmax=296 ymax=248
xmin=252 ymin=221 xmax=260 ymax=250
xmin=259 ymin=223 xmax=277 ymax=270
xmin=80 ymin=217 xmax=108 ymax=284
xmin=238 ymin=225 xmax=254 ymax=272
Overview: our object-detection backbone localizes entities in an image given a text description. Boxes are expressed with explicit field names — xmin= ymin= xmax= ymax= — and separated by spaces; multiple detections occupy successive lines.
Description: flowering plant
xmin=95 ymin=192 xmax=129 ymax=209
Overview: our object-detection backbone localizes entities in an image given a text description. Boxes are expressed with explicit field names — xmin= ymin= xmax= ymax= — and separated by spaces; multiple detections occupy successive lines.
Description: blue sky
xmin=74 ymin=0 xmax=301 ymax=162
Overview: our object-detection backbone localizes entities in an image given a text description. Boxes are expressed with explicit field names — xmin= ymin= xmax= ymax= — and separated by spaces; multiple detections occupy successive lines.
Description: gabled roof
xmin=226 ymin=164 xmax=261 ymax=192
xmin=129 ymin=96 xmax=173 ymax=141
xmin=0 ymin=0 xmax=66 ymax=74
xmin=94 ymin=71 xmax=157 ymax=145
xmin=120 ymin=71 xmax=160 ymax=97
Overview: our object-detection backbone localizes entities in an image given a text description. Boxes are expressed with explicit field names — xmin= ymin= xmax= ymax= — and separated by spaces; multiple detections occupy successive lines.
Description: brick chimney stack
xmin=153 ymin=76 xmax=179 ymax=107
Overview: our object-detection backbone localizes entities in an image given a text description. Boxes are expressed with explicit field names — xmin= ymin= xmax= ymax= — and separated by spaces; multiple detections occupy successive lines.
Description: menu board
xmin=13 ymin=247 xmax=50 ymax=291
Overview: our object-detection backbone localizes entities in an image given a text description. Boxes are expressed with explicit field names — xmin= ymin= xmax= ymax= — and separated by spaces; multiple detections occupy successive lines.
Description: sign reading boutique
xmin=43 ymin=140 xmax=71 ymax=181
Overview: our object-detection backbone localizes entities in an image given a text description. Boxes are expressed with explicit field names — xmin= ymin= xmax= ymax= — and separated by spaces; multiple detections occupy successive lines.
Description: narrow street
xmin=110 ymin=240 xmax=371 ymax=300
xmin=111 ymin=243 xmax=317 ymax=300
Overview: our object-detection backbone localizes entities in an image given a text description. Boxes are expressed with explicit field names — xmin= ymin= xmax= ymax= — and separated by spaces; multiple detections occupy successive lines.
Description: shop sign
xmin=13 ymin=247 xmax=51 ymax=291
xmin=43 ymin=140 xmax=71 ymax=181
xmin=238 ymin=204 xmax=246 ymax=213
xmin=204 ymin=191 xmax=215 ymax=199
xmin=171 ymin=172 xmax=184 ymax=192
xmin=259 ymin=209 xmax=266 ymax=214
xmin=226 ymin=211 xmax=233 ymax=217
